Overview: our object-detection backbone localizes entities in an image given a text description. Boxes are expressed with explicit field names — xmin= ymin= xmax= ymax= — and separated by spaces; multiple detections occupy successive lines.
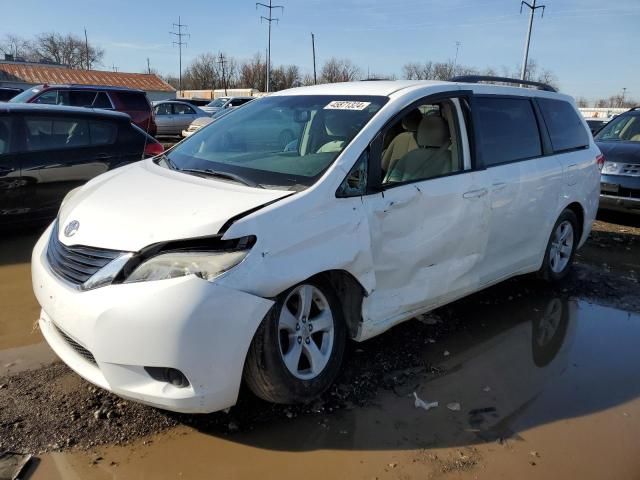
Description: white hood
xmin=57 ymin=159 xmax=290 ymax=252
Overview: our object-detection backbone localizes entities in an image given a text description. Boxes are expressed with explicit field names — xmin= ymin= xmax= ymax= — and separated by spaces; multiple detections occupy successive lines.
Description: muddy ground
xmin=1 ymin=211 xmax=639 ymax=479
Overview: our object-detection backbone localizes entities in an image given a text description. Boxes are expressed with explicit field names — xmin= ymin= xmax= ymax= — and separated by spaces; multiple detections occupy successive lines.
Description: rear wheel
xmin=244 ymin=279 xmax=346 ymax=404
xmin=538 ymin=209 xmax=579 ymax=282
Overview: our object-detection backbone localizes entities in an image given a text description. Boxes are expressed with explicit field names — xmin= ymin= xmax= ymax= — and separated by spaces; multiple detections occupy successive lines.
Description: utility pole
xmin=170 ymin=16 xmax=190 ymax=93
xmin=112 ymin=64 xmax=119 ymax=72
xmin=520 ymin=0 xmax=545 ymax=81
xmin=453 ymin=41 xmax=461 ymax=74
xmin=147 ymin=57 xmax=151 ymax=74
xmin=84 ymin=28 xmax=90 ymax=70
xmin=621 ymin=87 xmax=627 ymax=107
xmin=217 ymin=53 xmax=228 ymax=95
xmin=311 ymin=32 xmax=317 ymax=85
xmin=256 ymin=1 xmax=284 ymax=93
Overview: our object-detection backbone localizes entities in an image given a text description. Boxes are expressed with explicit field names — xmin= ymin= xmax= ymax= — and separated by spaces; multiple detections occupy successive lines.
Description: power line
xmin=311 ymin=32 xmax=317 ymax=85
xmin=170 ymin=16 xmax=190 ymax=93
xmin=453 ymin=41 xmax=461 ymax=71
xmin=217 ymin=53 xmax=228 ymax=95
xmin=257 ymin=1 xmax=284 ymax=93
xmin=520 ymin=0 xmax=546 ymax=81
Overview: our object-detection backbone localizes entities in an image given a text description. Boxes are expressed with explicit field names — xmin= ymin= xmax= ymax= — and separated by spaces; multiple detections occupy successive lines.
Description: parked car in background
xmin=153 ymin=100 xmax=210 ymax=137
xmin=31 ymin=77 xmax=599 ymax=414
xmin=0 ymin=103 xmax=162 ymax=225
xmin=178 ymin=98 xmax=211 ymax=107
xmin=9 ymin=84 xmax=157 ymax=136
xmin=182 ymin=116 xmax=213 ymax=138
xmin=595 ymin=107 xmax=640 ymax=213
xmin=585 ymin=118 xmax=609 ymax=135
xmin=201 ymin=96 xmax=254 ymax=115
xmin=181 ymin=101 xmax=249 ymax=137
xmin=0 ymin=87 xmax=23 ymax=102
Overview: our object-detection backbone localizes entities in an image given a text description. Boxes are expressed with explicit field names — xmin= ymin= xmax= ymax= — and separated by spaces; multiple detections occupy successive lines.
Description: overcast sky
xmin=5 ymin=0 xmax=639 ymax=101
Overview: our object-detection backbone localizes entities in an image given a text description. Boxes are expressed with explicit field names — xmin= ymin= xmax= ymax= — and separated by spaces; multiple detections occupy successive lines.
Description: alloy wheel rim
xmin=277 ymin=284 xmax=335 ymax=380
xmin=549 ymin=221 xmax=574 ymax=274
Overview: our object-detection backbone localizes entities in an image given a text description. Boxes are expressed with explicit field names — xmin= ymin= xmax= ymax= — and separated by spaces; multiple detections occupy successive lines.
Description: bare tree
xmin=320 ymin=58 xmax=361 ymax=83
xmin=0 ymin=34 xmax=33 ymax=60
xmin=31 ymin=32 xmax=103 ymax=69
xmin=239 ymin=53 xmax=266 ymax=91
xmin=271 ymin=65 xmax=301 ymax=91
xmin=182 ymin=53 xmax=217 ymax=89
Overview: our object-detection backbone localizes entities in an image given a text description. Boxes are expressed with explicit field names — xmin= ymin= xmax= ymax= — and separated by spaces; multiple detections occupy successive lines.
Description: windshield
xmin=165 ymin=95 xmax=388 ymax=189
xmin=9 ymin=87 xmax=41 ymax=103
xmin=595 ymin=114 xmax=640 ymax=142
xmin=207 ymin=98 xmax=228 ymax=108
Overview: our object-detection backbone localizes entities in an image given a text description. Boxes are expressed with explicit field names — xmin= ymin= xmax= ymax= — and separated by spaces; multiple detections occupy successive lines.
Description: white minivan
xmin=32 ymin=77 xmax=601 ymax=413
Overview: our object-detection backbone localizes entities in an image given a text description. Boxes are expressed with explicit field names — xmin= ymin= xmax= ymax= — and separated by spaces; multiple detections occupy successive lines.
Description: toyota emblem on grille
xmin=64 ymin=220 xmax=80 ymax=237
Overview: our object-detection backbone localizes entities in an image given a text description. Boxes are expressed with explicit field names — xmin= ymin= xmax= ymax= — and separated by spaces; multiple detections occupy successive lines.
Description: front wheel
xmin=538 ymin=209 xmax=579 ymax=282
xmin=243 ymin=279 xmax=346 ymax=404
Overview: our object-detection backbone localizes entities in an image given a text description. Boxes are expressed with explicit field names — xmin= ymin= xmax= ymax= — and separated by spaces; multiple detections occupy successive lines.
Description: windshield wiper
xmin=179 ymin=168 xmax=263 ymax=189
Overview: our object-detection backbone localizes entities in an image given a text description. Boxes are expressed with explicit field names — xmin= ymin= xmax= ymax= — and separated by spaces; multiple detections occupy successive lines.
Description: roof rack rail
xmin=449 ymin=75 xmax=557 ymax=93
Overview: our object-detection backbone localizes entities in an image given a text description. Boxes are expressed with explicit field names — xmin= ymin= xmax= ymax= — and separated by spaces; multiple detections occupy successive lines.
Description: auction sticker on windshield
xmin=324 ymin=101 xmax=371 ymax=110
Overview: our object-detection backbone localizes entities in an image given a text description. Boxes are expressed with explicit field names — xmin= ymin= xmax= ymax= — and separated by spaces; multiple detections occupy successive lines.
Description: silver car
xmin=153 ymin=101 xmax=209 ymax=137
xmin=200 ymin=96 xmax=254 ymax=116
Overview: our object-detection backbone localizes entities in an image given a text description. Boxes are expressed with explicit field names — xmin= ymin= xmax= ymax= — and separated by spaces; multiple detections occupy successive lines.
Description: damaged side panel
xmin=217 ymin=189 xmax=376 ymax=302
xmin=359 ymin=171 xmax=491 ymax=340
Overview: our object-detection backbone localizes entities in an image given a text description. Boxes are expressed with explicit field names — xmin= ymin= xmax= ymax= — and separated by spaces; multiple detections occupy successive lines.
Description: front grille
xmin=621 ymin=164 xmax=640 ymax=177
xmin=52 ymin=322 xmax=97 ymax=366
xmin=47 ymin=223 xmax=124 ymax=286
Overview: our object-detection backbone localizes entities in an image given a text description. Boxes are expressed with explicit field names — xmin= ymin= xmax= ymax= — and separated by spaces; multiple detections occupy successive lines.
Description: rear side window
xmin=92 ymin=92 xmax=113 ymax=109
xmin=173 ymin=103 xmax=195 ymax=115
xmin=117 ymin=92 xmax=150 ymax=111
xmin=33 ymin=90 xmax=59 ymax=105
xmin=538 ymin=98 xmax=589 ymax=152
xmin=24 ymin=116 xmax=90 ymax=151
xmin=0 ymin=117 xmax=11 ymax=155
xmin=475 ymin=97 xmax=542 ymax=166
xmin=70 ymin=90 xmax=97 ymax=107
xmin=89 ymin=121 xmax=118 ymax=146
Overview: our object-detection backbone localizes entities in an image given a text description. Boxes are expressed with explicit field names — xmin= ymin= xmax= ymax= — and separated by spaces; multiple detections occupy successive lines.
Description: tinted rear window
xmin=538 ymin=98 xmax=589 ymax=152
xmin=475 ymin=97 xmax=542 ymax=166
xmin=89 ymin=120 xmax=118 ymax=146
xmin=117 ymin=92 xmax=150 ymax=111
xmin=24 ymin=116 xmax=90 ymax=151
xmin=0 ymin=117 xmax=11 ymax=155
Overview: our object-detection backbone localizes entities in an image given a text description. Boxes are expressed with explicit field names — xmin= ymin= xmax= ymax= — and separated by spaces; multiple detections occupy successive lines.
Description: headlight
xmin=602 ymin=161 xmax=619 ymax=174
xmin=124 ymin=250 xmax=248 ymax=283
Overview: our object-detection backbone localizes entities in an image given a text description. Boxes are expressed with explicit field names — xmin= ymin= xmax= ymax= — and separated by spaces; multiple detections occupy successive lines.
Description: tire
xmin=243 ymin=278 xmax=346 ymax=404
xmin=531 ymin=298 xmax=569 ymax=367
xmin=538 ymin=209 xmax=579 ymax=282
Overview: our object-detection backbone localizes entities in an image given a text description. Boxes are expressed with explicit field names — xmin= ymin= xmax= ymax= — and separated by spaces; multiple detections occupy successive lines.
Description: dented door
xmin=361 ymin=170 xmax=490 ymax=330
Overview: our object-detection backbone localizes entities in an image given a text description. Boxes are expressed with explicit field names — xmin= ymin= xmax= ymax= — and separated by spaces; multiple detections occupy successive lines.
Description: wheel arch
xmin=563 ymin=201 xmax=585 ymax=243
xmin=305 ymin=269 xmax=366 ymax=339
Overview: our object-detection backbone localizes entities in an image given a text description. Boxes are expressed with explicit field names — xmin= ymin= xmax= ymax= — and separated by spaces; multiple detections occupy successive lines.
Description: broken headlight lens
xmin=124 ymin=250 xmax=249 ymax=284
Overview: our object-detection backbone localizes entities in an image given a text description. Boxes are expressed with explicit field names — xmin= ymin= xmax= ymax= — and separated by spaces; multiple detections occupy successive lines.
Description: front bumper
xmin=32 ymin=225 xmax=274 ymax=413
xmin=600 ymin=173 xmax=640 ymax=213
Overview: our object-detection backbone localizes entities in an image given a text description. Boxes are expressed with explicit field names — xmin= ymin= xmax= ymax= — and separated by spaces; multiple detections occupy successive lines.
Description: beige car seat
xmin=385 ymin=116 xmax=453 ymax=183
xmin=381 ymin=109 xmax=422 ymax=172
xmin=317 ymin=112 xmax=352 ymax=153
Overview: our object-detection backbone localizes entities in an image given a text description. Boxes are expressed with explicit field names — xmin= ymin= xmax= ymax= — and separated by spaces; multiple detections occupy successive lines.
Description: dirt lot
xmin=1 ymin=211 xmax=639 ymax=479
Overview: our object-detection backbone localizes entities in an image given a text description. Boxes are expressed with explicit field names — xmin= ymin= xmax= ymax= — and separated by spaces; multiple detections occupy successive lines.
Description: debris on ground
xmin=447 ymin=402 xmax=462 ymax=411
xmin=413 ymin=392 xmax=438 ymax=411
xmin=0 ymin=451 xmax=32 ymax=480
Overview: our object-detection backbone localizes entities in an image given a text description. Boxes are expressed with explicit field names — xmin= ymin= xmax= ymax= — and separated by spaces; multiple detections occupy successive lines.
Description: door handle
xmin=463 ymin=188 xmax=488 ymax=199
xmin=491 ymin=182 xmax=507 ymax=192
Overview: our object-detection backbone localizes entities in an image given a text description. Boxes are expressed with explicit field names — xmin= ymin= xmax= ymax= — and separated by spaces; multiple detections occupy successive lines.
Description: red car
xmin=9 ymin=84 xmax=157 ymax=136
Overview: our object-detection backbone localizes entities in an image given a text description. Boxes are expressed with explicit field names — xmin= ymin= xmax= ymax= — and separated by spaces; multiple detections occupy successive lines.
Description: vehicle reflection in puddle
xmin=0 ymin=228 xmax=43 ymax=351
xmin=31 ymin=291 xmax=640 ymax=480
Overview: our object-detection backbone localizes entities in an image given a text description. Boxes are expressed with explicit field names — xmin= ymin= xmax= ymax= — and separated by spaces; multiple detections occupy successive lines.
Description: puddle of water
xmin=26 ymin=293 xmax=640 ymax=480
xmin=0 ymin=229 xmax=44 ymax=350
